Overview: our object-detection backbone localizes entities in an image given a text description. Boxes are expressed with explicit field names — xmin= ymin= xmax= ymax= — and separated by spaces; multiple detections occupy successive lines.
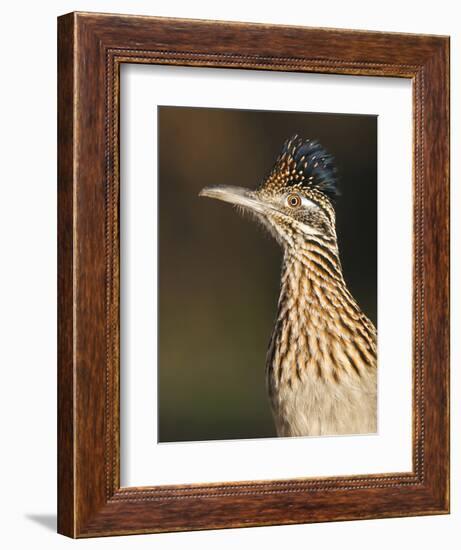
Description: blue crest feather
xmin=263 ymin=135 xmax=339 ymax=201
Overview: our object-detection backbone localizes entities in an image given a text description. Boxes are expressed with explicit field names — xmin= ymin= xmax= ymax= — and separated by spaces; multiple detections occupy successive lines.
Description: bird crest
xmin=260 ymin=135 xmax=339 ymax=201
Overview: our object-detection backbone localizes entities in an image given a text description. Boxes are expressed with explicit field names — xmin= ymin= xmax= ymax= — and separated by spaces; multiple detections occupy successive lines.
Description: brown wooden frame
xmin=58 ymin=11 xmax=450 ymax=538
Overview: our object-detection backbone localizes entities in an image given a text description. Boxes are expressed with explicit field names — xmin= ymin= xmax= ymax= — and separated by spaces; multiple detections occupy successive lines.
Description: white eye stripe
xmin=300 ymin=196 xmax=318 ymax=209
xmin=285 ymin=193 xmax=317 ymax=209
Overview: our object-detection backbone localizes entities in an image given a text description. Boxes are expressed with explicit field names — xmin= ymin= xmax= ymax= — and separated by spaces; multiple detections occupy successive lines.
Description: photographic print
xmin=58 ymin=14 xmax=450 ymax=535
xmin=158 ymin=106 xmax=377 ymax=442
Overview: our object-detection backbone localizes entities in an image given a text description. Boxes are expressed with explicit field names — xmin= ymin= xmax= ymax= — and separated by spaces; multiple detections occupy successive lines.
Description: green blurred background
xmin=158 ymin=106 xmax=377 ymax=442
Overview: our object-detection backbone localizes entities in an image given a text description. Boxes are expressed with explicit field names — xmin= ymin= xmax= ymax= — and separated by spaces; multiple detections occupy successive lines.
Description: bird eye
xmin=286 ymin=193 xmax=301 ymax=208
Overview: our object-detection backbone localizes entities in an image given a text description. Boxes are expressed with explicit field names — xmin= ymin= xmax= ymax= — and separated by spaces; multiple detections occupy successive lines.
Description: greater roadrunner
xmin=200 ymin=136 xmax=377 ymax=437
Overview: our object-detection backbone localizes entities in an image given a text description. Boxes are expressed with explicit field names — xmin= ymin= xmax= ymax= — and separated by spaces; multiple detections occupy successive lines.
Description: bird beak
xmin=199 ymin=185 xmax=267 ymax=215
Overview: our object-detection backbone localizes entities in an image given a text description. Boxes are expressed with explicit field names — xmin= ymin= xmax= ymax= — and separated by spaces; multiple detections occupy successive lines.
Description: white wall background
xmin=0 ymin=1 xmax=457 ymax=548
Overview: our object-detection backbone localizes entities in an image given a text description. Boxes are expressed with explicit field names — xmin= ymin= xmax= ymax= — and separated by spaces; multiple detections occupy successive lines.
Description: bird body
xmin=266 ymin=248 xmax=377 ymax=437
xmin=200 ymin=136 xmax=377 ymax=437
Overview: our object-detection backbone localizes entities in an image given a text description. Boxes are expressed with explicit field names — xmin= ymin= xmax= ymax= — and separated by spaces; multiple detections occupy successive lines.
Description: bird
xmin=199 ymin=135 xmax=377 ymax=437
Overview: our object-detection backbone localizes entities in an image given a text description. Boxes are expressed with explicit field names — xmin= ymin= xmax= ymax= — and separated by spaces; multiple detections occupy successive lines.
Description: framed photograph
xmin=57 ymin=12 xmax=450 ymax=537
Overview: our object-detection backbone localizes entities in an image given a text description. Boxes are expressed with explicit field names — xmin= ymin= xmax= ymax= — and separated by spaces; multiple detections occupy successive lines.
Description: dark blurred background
xmin=158 ymin=106 xmax=377 ymax=442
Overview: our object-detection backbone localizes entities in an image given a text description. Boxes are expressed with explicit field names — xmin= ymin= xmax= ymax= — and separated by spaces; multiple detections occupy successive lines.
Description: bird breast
xmin=265 ymin=258 xmax=377 ymax=437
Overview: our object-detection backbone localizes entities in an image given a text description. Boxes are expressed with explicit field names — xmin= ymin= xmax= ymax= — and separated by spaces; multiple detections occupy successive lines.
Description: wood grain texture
xmin=57 ymin=11 xmax=450 ymax=538
xmin=57 ymin=13 xmax=75 ymax=538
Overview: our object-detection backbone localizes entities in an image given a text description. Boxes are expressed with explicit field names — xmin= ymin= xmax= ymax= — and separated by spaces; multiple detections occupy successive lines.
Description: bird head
xmin=199 ymin=135 xmax=339 ymax=251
